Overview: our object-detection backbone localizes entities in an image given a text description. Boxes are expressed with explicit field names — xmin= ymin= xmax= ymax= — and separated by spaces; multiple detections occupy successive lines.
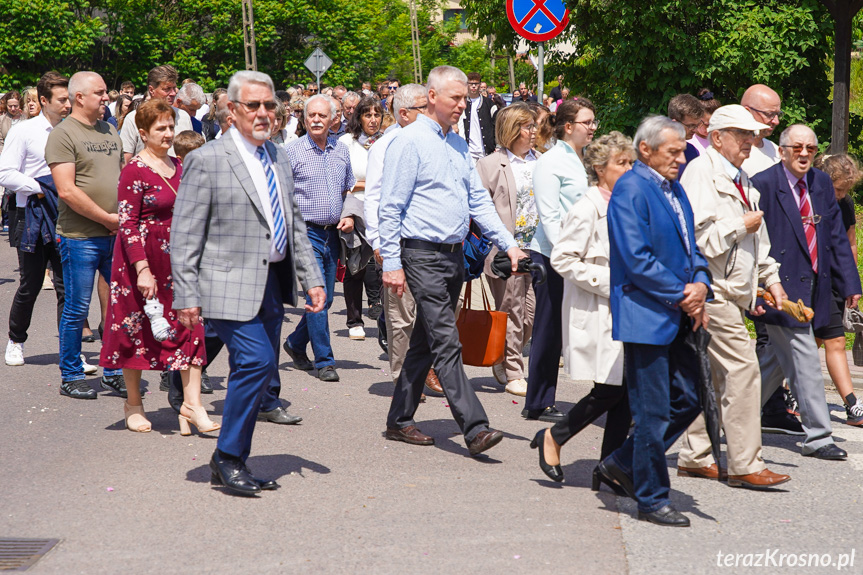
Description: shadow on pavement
xmin=184 ymin=453 xmax=331 ymax=484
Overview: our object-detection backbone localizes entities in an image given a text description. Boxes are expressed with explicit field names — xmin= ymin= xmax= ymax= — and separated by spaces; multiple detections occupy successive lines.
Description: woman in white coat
xmin=530 ymin=131 xmax=635 ymax=483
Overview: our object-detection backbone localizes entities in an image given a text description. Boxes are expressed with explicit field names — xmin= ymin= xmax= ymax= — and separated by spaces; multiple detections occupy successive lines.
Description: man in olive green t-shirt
xmin=45 ymin=71 xmax=126 ymax=400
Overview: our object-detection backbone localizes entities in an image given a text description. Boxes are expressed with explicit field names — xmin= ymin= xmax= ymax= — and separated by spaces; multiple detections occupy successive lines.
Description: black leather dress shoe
xmin=521 ymin=406 xmax=567 ymax=423
xmin=242 ymin=463 xmax=280 ymax=490
xmin=283 ymin=341 xmax=314 ymax=371
xmin=530 ymin=428 xmax=563 ymax=482
xmin=257 ymin=406 xmax=303 ymax=425
xmin=803 ymin=444 xmax=848 ymax=460
xmin=318 ymin=365 xmax=340 ymax=382
xmin=468 ymin=429 xmax=504 ymax=456
xmin=210 ymin=452 xmax=261 ymax=497
xmin=594 ymin=458 xmax=635 ymax=499
xmin=200 ymin=369 xmax=213 ymax=394
xmin=638 ymin=504 xmax=690 ymax=527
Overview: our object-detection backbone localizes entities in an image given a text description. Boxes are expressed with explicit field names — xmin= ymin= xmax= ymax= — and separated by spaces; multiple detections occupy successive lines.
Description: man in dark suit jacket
xmin=597 ymin=116 xmax=712 ymax=528
xmin=461 ymin=72 xmax=496 ymax=163
xmin=750 ymin=124 xmax=861 ymax=461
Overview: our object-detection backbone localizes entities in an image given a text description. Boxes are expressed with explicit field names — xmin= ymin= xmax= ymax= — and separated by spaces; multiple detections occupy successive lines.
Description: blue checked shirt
xmin=644 ymin=162 xmax=692 ymax=255
xmin=379 ymin=114 xmax=517 ymax=272
xmin=285 ymin=133 xmax=355 ymax=225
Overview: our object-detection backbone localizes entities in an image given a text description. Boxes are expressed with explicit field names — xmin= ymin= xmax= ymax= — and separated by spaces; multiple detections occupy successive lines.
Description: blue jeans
xmin=607 ymin=323 xmax=701 ymax=513
xmin=287 ymin=226 xmax=338 ymax=369
xmin=57 ymin=236 xmax=122 ymax=382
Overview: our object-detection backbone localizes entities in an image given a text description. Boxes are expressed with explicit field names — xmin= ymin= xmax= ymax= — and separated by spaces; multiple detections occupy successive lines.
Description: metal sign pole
xmin=537 ymin=42 xmax=544 ymax=104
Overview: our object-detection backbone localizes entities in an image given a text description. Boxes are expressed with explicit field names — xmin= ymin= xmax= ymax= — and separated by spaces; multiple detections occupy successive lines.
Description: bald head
xmin=741 ymin=84 xmax=782 ymax=138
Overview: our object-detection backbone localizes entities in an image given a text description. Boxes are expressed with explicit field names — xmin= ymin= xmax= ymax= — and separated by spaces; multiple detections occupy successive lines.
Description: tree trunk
xmin=508 ymin=51 xmax=516 ymax=94
xmin=831 ymin=7 xmax=852 ymax=152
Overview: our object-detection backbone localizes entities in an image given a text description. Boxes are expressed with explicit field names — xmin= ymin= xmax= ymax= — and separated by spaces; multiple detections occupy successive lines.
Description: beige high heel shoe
xmin=124 ymin=402 xmax=152 ymax=433
xmin=178 ymin=403 xmax=221 ymax=436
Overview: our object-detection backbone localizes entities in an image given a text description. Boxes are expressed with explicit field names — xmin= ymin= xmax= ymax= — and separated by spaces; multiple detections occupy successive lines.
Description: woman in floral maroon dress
xmin=100 ymin=99 xmax=219 ymax=435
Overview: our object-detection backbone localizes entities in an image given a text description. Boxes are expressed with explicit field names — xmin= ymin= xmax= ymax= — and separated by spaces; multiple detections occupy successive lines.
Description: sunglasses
xmin=233 ymin=100 xmax=278 ymax=112
xmin=781 ymin=144 xmax=818 ymax=155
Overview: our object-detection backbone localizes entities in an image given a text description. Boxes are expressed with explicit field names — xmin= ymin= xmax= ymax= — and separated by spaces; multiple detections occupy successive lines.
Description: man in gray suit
xmin=172 ymin=70 xmax=325 ymax=497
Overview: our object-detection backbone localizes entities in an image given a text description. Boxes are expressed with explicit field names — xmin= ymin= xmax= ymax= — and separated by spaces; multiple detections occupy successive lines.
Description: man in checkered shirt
xmin=283 ymin=94 xmax=356 ymax=382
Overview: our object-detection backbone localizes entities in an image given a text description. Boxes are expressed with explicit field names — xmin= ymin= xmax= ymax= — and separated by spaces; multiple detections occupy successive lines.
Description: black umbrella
xmin=684 ymin=326 xmax=722 ymax=465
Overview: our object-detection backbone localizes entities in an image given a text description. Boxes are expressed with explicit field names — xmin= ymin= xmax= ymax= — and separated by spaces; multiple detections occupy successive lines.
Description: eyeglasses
xmin=747 ymin=106 xmax=784 ymax=121
xmin=725 ymin=128 xmax=758 ymax=139
xmin=520 ymin=123 xmax=537 ymax=131
xmin=404 ymin=105 xmax=428 ymax=111
xmin=233 ymin=100 xmax=278 ymax=112
xmin=681 ymin=120 xmax=706 ymax=131
xmin=802 ymin=214 xmax=822 ymax=225
xmin=781 ymin=144 xmax=818 ymax=155
xmin=573 ymin=119 xmax=599 ymax=129
xmin=389 ymin=85 xmax=399 ymax=90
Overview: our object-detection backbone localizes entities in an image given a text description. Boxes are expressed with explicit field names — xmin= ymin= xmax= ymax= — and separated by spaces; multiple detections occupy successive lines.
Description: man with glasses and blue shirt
xmin=749 ymin=124 xmax=861 ymax=461
xmin=282 ymin=94 xmax=356 ymax=383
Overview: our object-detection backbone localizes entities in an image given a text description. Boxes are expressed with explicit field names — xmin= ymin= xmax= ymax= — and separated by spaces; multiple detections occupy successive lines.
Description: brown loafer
xmin=677 ymin=463 xmax=727 ymax=481
xmin=728 ymin=468 xmax=791 ymax=490
xmin=424 ymin=368 xmax=444 ymax=396
xmin=468 ymin=429 xmax=503 ymax=456
xmin=385 ymin=425 xmax=434 ymax=445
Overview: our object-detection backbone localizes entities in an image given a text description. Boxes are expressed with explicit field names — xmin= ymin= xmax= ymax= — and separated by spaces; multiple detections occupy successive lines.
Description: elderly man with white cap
xmin=677 ymin=105 xmax=791 ymax=489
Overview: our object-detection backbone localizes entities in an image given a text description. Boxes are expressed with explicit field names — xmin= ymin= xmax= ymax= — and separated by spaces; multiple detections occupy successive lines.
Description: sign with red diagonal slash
xmin=506 ymin=0 xmax=569 ymax=42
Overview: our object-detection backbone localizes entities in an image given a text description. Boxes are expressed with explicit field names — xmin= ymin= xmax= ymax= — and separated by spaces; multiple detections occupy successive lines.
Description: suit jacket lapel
xmin=498 ymin=151 xmax=517 ymax=224
xmin=774 ymin=168 xmax=809 ymax=255
xmin=223 ymin=132 xmax=266 ymax=219
xmin=634 ymin=162 xmax=685 ymax=245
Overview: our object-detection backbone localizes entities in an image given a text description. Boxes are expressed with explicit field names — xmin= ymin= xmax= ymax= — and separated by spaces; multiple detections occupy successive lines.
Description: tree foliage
xmin=0 ymin=0 xmax=490 ymax=91
xmin=460 ymin=0 xmax=835 ymax=141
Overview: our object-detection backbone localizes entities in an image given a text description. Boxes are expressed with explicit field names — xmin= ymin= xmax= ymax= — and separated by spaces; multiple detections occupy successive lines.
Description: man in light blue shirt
xmin=379 ymin=65 xmax=527 ymax=457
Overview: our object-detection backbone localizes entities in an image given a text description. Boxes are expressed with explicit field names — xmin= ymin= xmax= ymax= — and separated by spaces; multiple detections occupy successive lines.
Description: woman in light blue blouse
xmin=523 ymin=98 xmax=597 ymax=422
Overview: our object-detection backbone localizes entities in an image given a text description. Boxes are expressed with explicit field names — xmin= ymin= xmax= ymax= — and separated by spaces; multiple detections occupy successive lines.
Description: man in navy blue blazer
xmin=749 ymin=124 xmax=862 ymax=461
xmin=595 ymin=116 xmax=712 ymax=528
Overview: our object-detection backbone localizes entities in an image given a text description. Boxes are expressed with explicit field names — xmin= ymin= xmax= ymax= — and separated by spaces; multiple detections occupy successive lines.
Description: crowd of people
xmin=1 ymin=63 xmax=862 ymax=527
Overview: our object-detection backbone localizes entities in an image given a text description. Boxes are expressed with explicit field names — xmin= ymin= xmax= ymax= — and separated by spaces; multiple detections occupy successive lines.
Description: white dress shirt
xmin=229 ymin=127 xmax=287 ymax=263
xmin=363 ymin=125 xmax=401 ymax=250
xmin=468 ymin=96 xmax=483 ymax=161
xmin=0 ymin=113 xmax=53 ymax=205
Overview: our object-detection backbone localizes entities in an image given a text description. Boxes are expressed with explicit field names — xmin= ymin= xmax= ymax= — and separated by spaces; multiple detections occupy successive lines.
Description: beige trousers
xmin=383 ymin=283 xmax=417 ymax=383
xmin=486 ymin=274 xmax=535 ymax=381
xmin=678 ymin=297 xmax=766 ymax=476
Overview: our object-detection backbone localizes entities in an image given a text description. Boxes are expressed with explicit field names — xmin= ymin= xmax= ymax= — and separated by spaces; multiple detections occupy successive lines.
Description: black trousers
xmin=8 ymin=213 xmax=64 ymax=343
xmin=525 ymin=251 xmax=564 ymax=411
xmin=344 ymin=258 xmax=382 ymax=327
xmin=754 ymin=320 xmax=788 ymax=416
xmin=550 ymin=382 xmax=631 ymax=460
xmin=386 ymin=247 xmax=489 ymax=445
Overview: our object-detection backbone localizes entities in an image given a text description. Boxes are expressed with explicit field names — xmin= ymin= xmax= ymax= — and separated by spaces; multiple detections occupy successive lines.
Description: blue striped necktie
xmin=256 ymin=145 xmax=287 ymax=255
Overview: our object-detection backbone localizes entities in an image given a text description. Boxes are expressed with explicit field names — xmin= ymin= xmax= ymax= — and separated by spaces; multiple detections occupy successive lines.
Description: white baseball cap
xmin=707 ymin=104 xmax=769 ymax=134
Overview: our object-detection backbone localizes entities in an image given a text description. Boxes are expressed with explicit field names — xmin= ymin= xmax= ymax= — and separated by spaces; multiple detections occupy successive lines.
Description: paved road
xmin=0 ymin=240 xmax=861 ymax=574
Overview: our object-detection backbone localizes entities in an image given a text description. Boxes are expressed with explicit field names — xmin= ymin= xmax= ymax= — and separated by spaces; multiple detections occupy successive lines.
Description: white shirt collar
xmin=506 ymin=148 xmax=537 ymax=164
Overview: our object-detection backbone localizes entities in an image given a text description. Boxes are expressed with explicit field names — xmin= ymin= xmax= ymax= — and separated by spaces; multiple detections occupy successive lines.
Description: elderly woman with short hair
xmin=530 ymin=131 xmax=635 ymax=483
xmin=476 ymin=103 xmax=538 ymax=396
xmin=338 ymin=96 xmax=384 ymax=339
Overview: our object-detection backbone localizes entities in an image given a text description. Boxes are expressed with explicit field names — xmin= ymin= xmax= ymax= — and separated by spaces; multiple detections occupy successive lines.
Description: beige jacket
xmin=550 ymin=186 xmax=623 ymax=385
xmin=680 ymin=147 xmax=781 ymax=310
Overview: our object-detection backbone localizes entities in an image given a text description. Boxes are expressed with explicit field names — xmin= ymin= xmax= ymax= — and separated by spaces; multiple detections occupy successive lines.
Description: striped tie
xmin=798 ymin=178 xmax=818 ymax=273
xmin=256 ymin=146 xmax=287 ymax=255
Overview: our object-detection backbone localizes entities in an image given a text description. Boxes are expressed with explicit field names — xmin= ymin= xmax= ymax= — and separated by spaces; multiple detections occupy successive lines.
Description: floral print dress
xmin=100 ymin=156 xmax=206 ymax=371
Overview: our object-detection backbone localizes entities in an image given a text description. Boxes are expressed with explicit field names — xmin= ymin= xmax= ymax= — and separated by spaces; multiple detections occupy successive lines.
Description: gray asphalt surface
xmin=0 ymin=241 xmax=861 ymax=574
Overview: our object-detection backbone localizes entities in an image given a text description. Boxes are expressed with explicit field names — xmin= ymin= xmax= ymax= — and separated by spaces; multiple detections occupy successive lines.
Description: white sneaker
xmin=492 ymin=363 xmax=507 ymax=385
xmin=505 ymin=378 xmax=528 ymax=397
xmin=5 ymin=341 xmax=24 ymax=366
xmin=349 ymin=326 xmax=366 ymax=340
xmin=81 ymin=354 xmax=98 ymax=375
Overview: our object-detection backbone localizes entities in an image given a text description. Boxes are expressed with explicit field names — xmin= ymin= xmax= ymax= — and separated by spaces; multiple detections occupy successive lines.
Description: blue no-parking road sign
xmin=506 ymin=0 xmax=569 ymax=42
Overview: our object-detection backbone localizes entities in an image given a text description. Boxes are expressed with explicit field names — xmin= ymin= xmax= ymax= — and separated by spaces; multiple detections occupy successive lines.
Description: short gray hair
xmin=343 ymin=91 xmax=360 ymax=105
xmin=304 ymin=94 xmax=337 ymax=122
xmin=177 ymin=82 xmax=205 ymax=106
xmin=584 ymin=131 xmax=636 ymax=186
xmin=633 ymin=115 xmax=686 ymax=154
xmin=779 ymin=124 xmax=817 ymax=147
xmin=68 ymin=71 xmax=103 ymax=102
xmin=226 ymin=70 xmax=275 ymax=102
xmin=427 ymin=66 xmax=467 ymax=92
xmin=393 ymin=84 xmax=428 ymax=115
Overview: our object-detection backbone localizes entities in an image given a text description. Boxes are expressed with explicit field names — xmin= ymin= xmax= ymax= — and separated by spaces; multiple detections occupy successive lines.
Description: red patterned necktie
xmin=798 ymin=178 xmax=818 ymax=272
xmin=733 ymin=176 xmax=750 ymax=209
